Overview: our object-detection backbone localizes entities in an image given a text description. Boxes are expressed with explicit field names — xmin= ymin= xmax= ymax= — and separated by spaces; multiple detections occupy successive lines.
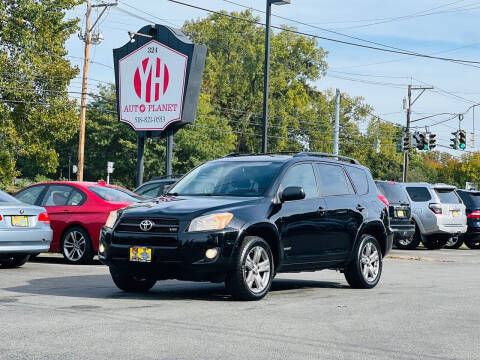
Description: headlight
xmin=188 ymin=213 xmax=233 ymax=232
xmin=105 ymin=210 xmax=118 ymax=229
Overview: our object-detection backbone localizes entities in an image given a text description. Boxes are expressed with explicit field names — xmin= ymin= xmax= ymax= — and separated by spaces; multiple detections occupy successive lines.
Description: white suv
xmin=403 ymin=183 xmax=467 ymax=249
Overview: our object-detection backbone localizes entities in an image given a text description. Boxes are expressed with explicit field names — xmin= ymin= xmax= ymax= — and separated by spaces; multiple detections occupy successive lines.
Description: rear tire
xmin=464 ymin=238 xmax=480 ymax=249
xmin=422 ymin=237 xmax=448 ymax=250
xmin=344 ymin=234 xmax=382 ymax=289
xmin=444 ymin=236 xmax=463 ymax=249
xmin=226 ymin=236 xmax=274 ymax=301
xmin=109 ymin=267 xmax=157 ymax=293
xmin=0 ymin=254 xmax=30 ymax=268
xmin=395 ymin=225 xmax=422 ymax=250
xmin=61 ymin=227 xmax=94 ymax=264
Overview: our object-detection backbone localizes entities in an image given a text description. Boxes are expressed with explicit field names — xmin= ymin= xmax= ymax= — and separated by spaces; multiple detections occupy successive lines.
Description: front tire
xmin=344 ymin=234 xmax=383 ymax=289
xmin=226 ymin=236 xmax=274 ymax=301
xmin=444 ymin=236 xmax=463 ymax=249
xmin=61 ymin=227 xmax=94 ymax=264
xmin=109 ymin=267 xmax=157 ymax=293
xmin=0 ymin=254 xmax=30 ymax=268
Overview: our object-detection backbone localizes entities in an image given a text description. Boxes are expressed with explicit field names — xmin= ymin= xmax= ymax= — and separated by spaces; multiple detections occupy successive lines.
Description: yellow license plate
xmin=11 ymin=216 xmax=29 ymax=227
xmin=452 ymin=210 xmax=460 ymax=217
xmin=129 ymin=247 xmax=152 ymax=262
xmin=397 ymin=210 xmax=405 ymax=217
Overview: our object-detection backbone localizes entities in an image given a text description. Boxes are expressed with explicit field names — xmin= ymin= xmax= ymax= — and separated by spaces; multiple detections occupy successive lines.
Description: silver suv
xmin=402 ymin=183 xmax=467 ymax=249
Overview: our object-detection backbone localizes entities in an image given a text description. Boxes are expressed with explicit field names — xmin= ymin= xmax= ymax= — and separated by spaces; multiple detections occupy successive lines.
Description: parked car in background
xmin=375 ymin=181 xmax=415 ymax=250
xmin=134 ymin=175 xmax=182 ymax=199
xmin=99 ymin=152 xmax=392 ymax=300
xmin=403 ymin=183 xmax=467 ymax=249
xmin=456 ymin=189 xmax=480 ymax=249
xmin=15 ymin=181 xmax=143 ymax=264
xmin=0 ymin=190 xmax=52 ymax=268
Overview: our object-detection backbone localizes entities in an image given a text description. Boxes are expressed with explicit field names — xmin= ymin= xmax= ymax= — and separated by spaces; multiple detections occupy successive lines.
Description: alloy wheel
xmin=243 ymin=246 xmax=271 ymax=293
xmin=397 ymin=237 xmax=413 ymax=246
xmin=63 ymin=230 xmax=86 ymax=262
xmin=360 ymin=242 xmax=380 ymax=283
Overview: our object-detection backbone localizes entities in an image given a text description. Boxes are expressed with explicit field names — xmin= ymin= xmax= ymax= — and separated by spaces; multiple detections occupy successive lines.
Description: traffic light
xmin=459 ymin=130 xmax=466 ymax=150
xmin=416 ymin=132 xmax=428 ymax=150
xmin=402 ymin=133 xmax=410 ymax=151
xmin=428 ymin=133 xmax=436 ymax=150
xmin=450 ymin=130 xmax=459 ymax=150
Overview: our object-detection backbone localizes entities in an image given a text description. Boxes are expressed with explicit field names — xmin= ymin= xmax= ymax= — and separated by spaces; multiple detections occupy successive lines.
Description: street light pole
xmin=261 ymin=0 xmax=290 ymax=154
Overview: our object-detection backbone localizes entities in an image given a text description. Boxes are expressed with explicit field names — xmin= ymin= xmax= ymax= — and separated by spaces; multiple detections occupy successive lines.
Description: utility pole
xmin=77 ymin=0 xmax=117 ymax=181
xmin=261 ymin=0 xmax=290 ymax=153
xmin=402 ymin=84 xmax=433 ymax=182
xmin=333 ymin=88 xmax=340 ymax=156
xmin=77 ymin=0 xmax=91 ymax=181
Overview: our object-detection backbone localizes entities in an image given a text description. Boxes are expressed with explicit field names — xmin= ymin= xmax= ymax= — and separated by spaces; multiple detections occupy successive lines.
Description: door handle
xmin=318 ymin=206 xmax=325 ymax=216
xmin=356 ymin=204 xmax=365 ymax=212
xmin=62 ymin=209 xmax=70 ymax=213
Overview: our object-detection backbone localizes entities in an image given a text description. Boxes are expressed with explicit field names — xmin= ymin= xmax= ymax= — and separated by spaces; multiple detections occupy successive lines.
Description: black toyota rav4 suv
xmin=99 ymin=152 xmax=392 ymax=300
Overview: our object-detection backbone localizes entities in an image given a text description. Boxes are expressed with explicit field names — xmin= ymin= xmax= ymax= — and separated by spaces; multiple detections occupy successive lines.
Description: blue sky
xmin=66 ymin=0 xmax=480 ymax=154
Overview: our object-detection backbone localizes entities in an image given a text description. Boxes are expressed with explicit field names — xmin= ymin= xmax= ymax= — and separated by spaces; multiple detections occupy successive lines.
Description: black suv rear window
xmin=405 ymin=187 xmax=431 ymax=202
xmin=376 ymin=182 xmax=409 ymax=204
xmin=458 ymin=191 xmax=480 ymax=207
xmin=435 ymin=189 xmax=460 ymax=204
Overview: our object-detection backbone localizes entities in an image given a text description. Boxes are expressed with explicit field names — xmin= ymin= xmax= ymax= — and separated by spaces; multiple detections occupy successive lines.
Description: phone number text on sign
xmin=118 ymin=40 xmax=188 ymax=131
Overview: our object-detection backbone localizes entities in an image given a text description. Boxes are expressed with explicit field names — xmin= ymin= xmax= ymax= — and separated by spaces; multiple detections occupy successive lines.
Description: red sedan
xmin=15 ymin=181 xmax=142 ymax=264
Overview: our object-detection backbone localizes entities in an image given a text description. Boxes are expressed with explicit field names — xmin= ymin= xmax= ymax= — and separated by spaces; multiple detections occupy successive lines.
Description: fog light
xmin=205 ymin=248 xmax=218 ymax=259
xmin=99 ymin=243 xmax=105 ymax=254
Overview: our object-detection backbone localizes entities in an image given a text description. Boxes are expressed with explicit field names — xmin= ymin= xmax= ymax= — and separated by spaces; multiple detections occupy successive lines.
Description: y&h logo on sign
xmin=119 ymin=40 xmax=188 ymax=131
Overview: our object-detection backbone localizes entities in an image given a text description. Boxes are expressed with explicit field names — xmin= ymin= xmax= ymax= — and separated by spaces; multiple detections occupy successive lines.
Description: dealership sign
xmin=113 ymin=25 xmax=206 ymax=135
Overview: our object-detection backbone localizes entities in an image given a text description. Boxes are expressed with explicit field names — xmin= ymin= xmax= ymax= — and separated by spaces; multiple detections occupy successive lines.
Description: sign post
xmin=113 ymin=24 xmax=206 ymax=187
xmin=107 ymin=161 xmax=115 ymax=184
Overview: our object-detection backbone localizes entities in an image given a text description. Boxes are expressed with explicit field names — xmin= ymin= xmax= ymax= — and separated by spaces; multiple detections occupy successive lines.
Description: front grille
xmin=112 ymin=236 xmax=178 ymax=247
xmin=115 ymin=217 xmax=179 ymax=234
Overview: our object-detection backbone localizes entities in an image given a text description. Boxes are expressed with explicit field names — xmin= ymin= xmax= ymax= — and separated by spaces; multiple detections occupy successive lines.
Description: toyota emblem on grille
xmin=139 ymin=219 xmax=154 ymax=231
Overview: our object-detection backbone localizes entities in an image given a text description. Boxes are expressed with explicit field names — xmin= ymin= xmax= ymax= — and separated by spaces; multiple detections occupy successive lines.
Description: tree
xmin=55 ymin=85 xmax=236 ymax=189
xmin=0 ymin=0 xmax=82 ymax=185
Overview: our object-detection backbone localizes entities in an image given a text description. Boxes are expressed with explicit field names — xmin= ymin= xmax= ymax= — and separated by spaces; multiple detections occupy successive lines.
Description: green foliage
xmin=2 ymin=7 xmax=478 ymax=191
xmin=0 ymin=0 xmax=82 ymax=185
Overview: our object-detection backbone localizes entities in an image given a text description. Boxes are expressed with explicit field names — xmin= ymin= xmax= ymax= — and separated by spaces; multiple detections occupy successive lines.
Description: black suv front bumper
xmin=98 ymin=226 xmax=239 ymax=282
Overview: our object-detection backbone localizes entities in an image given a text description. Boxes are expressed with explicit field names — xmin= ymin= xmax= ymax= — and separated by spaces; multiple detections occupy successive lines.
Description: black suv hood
xmin=120 ymin=195 xmax=262 ymax=219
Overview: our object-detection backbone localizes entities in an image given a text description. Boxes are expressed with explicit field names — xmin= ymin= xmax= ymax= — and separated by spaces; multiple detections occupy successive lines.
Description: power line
xmin=169 ymin=0 xmax=480 ymax=67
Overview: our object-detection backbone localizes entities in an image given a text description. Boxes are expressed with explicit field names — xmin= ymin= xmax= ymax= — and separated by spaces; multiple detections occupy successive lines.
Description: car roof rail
xmin=151 ymin=174 xmax=182 ymax=180
xmin=223 ymin=151 xmax=298 ymax=158
xmin=294 ymin=152 xmax=360 ymax=165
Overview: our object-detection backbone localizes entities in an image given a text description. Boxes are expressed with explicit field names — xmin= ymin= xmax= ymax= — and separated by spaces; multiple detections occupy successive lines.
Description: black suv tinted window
xmin=280 ymin=163 xmax=318 ymax=199
xmin=346 ymin=166 xmax=368 ymax=195
xmin=435 ymin=189 xmax=460 ymax=204
xmin=376 ymin=182 xmax=409 ymax=204
xmin=406 ymin=187 xmax=432 ymax=202
xmin=458 ymin=191 xmax=480 ymax=207
xmin=316 ymin=163 xmax=352 ymax=196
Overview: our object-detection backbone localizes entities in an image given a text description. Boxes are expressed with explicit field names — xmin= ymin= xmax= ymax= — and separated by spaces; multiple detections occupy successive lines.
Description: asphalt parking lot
xmin=1 ymin=249 xmax=479 ymax=360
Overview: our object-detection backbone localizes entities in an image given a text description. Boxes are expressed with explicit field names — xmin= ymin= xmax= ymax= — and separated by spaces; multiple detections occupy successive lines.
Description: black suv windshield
xmin=168 ymin=161 xmax=283 ymax=197
xmin=376 ymin=182 xmax=409 ymax=204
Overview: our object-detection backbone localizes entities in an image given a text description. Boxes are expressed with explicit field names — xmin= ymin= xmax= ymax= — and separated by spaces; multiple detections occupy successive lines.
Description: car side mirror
xmin=281 ymin=186 xmax=305 ymax=202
